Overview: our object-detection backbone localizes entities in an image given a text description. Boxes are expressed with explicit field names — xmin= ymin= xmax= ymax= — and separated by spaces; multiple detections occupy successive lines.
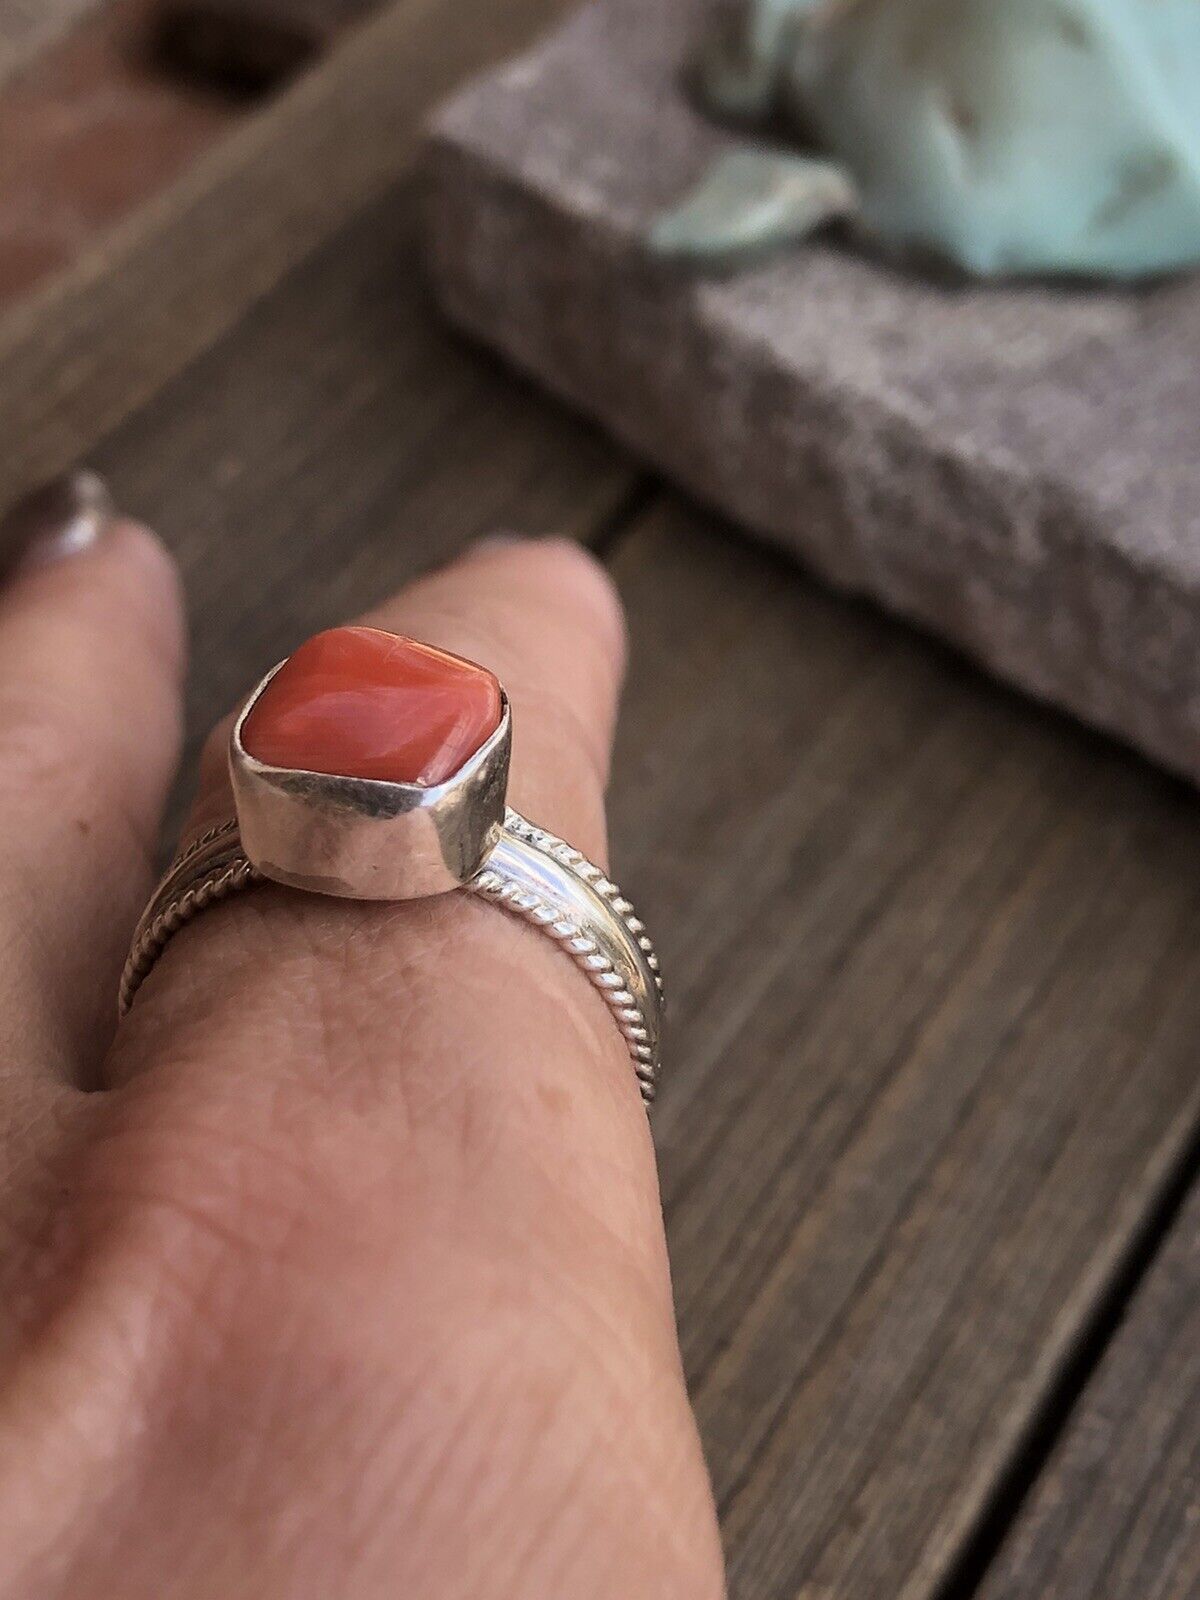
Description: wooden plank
xmin=0 ymin=0 xmax=238 ymax=308
xmin=0 ymin=0 xmax=573 ymax=504
xmin=605 ymin=505 xmax=1200 ymax=1599
xmin=976 ymin=1175 xmax=1200 ymax=1600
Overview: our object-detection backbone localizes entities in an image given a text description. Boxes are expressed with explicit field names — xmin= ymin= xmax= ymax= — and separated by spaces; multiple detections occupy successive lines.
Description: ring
xmin=119 ymin=628 xmax=664 ymax=1102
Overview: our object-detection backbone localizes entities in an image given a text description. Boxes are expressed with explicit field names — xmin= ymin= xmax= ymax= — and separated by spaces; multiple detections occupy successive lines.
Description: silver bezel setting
xmin=229 ymin=660 xmax=512 ymax=900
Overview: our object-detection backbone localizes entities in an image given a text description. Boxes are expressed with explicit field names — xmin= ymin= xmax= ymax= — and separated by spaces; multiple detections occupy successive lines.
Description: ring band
xmin=119 ymin=630 xmax=664 ymax=1102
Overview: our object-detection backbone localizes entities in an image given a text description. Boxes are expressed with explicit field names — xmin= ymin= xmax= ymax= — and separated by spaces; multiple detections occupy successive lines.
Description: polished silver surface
xmin=118 ymin=818 xmax=262 ymax=1018
xmin=230 ymin=663 xmax=511 ymax=900
xmin=472 ymin=812 xmax=663 ymax=1098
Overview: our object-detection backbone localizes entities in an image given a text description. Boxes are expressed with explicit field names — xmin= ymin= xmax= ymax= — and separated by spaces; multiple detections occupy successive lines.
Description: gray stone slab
xmin=423 ymin=0 xmax=1200 ymax=787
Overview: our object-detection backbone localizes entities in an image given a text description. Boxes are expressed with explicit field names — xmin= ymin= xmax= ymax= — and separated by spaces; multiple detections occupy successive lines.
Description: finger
xmin=101 ymin=554 xmax=718 ymax=1591
xmin=0 ymin=474 xmax=185 ymax=1081
xmin=111 ymin=537 xmax=640 ymax=1109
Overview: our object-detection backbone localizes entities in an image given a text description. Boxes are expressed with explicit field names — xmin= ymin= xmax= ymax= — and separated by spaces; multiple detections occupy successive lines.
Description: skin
xmin=0 ymin=500 xmax=725 ymax=1599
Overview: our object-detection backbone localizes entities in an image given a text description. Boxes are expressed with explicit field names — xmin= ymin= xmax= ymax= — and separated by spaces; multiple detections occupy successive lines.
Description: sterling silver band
xmin=119 ymin=810 xmax=664 ymax=1102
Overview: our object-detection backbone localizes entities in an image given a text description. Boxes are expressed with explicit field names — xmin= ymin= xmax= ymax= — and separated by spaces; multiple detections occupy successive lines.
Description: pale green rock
xmin=650 ymin=146 xmax=858 ymax=259
xmin=651 ymin=0 xmax=1200 ymax=278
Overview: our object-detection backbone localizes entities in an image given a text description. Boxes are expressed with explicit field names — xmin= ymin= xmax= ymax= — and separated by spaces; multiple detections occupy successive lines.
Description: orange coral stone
xmin=241 ymin=626 xmax=503 ymax=787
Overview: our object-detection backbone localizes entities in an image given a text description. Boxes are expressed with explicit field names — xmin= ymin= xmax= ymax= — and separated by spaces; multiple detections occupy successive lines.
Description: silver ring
xmin=119 ymin=630 xmax=664 ymax=1102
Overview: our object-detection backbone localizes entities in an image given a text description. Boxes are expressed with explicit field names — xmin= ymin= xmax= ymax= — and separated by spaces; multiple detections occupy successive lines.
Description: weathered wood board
xmin=0 ymin=3 xmax=1198 ymax=1595
xmin=0 ymin=0 xmax=573 ymax=500
xmin=609 ymin=507 xmax=1200 ymax=1599
xmin=977 ymin=1174 xmax=1200 ymax=1600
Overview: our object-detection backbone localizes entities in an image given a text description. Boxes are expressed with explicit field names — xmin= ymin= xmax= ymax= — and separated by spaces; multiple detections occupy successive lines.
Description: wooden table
xmin=2 ymin=4 xmax=1198 ymax=1596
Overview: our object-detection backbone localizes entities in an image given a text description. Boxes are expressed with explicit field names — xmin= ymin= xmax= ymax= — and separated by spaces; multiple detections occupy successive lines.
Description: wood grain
xmin=976 ymin=1175 xmax=1200 ymax=1600
xmin=0 ymin=0 xmax=571 ymax=505
xmin=607 ymin=505 xmax=1200 ymax=1600
xmin=2 ymin=7 xmax=1199 ymax=1597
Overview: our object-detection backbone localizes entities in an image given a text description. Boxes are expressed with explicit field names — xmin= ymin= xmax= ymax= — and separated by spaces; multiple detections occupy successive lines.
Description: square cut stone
xmin=423 ymin=0 xmax=1200 ymax=789
xmin=242 ymin=627 xmax=503 ymax=787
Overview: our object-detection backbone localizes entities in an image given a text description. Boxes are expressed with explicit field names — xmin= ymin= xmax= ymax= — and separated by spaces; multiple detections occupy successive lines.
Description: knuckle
xmin=92 ymin=1100 xmax=430 ymax=1300
xmin=87 ymin=1102 xmax=327 ymax=1301
xmin=10 ymin=1116 xmax=363 ymax=1517
xmin=54 ymin=1097 xmax=371 ymax=1415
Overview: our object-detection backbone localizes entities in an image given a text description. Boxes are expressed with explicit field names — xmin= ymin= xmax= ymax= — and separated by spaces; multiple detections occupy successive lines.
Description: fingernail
xmin=0 ymin=470 xmax=115 ymax=578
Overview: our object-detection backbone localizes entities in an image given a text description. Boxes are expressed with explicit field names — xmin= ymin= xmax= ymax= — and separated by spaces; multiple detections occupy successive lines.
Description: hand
xmin=0 ymin=476 xmax=724 ymax=1599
